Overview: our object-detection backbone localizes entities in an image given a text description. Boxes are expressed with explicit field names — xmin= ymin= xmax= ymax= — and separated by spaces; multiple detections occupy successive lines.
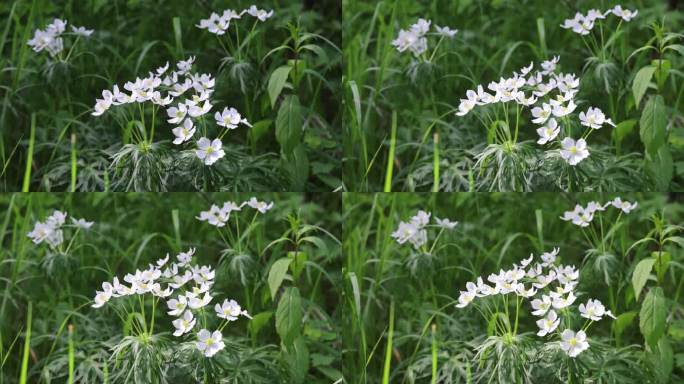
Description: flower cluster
xmin=391 ymin=210 xmax=458 ymax=250
xmin=196 ymin=5 xmax=274 ymax=35
xmin=196 ymin=197 xmax=274 ymax=227
xmin=91 ymin=57 xmax=251 ymax=165
xmin=561 ymin=5 xmax=638 ymax=35
xmin=392 ymin=18 xmax=458 ymax=57
xmin=91 ymin=248 xmax=250 ymax=357
xmin=561 ymin=197 xmax=637 ymax=227
xmin=456 ymin=248 xmax=615 ymax=358
xmin=27 ymin=18 xmax=93 ymax=58
xmin=27 ymin=210 xmax=93 ymax=249
xmin=455 ymin=58 xmax=616 ymax=166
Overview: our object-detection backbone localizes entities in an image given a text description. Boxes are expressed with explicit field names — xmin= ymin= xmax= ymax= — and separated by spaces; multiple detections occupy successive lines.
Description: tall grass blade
xmin=384 ymin=111 xmax=397 ymax=192
xmin=19 ymin=302 xmax=32 ymax=384
xmin=382 ymin=300 xmax=395 ymax=384
xmin=21 ymin=114 xmax=36 ymax=192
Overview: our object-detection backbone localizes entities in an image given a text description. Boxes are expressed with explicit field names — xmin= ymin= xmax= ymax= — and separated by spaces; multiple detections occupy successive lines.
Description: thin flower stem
xmin=428 ymin=36 xmax=445 ymax=63
xmin=513 ymin=296 xmax=520 ymax=335
xmin=234 ymin=23 xmax=242 ymax=61
xmin=64 ymin=36 xmax=81 ymax=62
xmin=513 ymin=104 xmax=520 ymax=143
xmin=235 ymin=214 xmax=242 ymax=253
xmin=427 ymin=228 xmax=445 ymax=255
xmin=149 ymin=296 xmax=157 ymax=336
xmin=63 ymin=228 xmax=81 ymax=255
xmin=149 ymin=104 xmax=156 ymax=144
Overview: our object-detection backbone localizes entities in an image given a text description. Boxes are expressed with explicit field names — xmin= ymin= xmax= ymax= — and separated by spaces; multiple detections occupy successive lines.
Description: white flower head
xmin=246 ymin=5 xmax=274 ymax=21
xmin=435 ymin=25 xmax=458 ymax=38
xmin=560 ymin=329 xmax=589 ymax=357
xmin=196 ymin=329 xmax=225 ymax=357
xmin=70 ymin=25 xmax=94 ymax=37
xmin=608 ymin=5 xmax=638 ymax=22
xmin=536 ymin=118 xmax=560 ymax=145
xmin=172 ymin=118 xmax=196 ymax=145
xmin=246 ymin=197 xmax=274 ymax=213
xmin=215 ymin=299 xmax=250 ymax=321
xmin=71 ymin=217 xmax=94 ymax=230
xmin=559 ymin=137 xmax=589 ymax=166
xmin=536 ymin=310 xmax=560 ymax=336
xmin=609 ymin=197 xmax=638 ymax=213
xmin=215 ymin=107 xmax=250 ymax=129
xmin=579 ymin=298 xmax=608 ymax=321
xmin=196 ymin=137 xmax=225 ymax=166
xmin=435 ymin=217 xmax=458 ymax=230
xmin=172 ymin=310 xmax=196 ymax=336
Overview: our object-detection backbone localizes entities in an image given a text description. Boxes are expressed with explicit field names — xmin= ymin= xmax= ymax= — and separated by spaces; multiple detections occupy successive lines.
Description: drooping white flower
xmin=559 ymin=137 xmax=589 ymax=166
xmin=609 ymin=197 xmax=638 ymax=213
xmin=195 ymin=137 xmax=225 ymax=166
xmin=172 ymin=118 xmax=196 ymax=145
xmin=172 ymin=310 xmax=196 ymax=336
xmin=196 ymin=329 xmax=225 ymax=357
xmin=246 ymin=5 xmax=274 ymax=21
xmin=536 ymin=118 xmax=560 ymax=144
xmin=245 ymin=197 xmax=274 ymax=213
xmin=435 ymin=217 xmax=458 ymax=229
xmin=435 ymin=25 xmax=458 ymax=38
xmin=70 ymin=25 xmax=93 ymax=37
xmin=608 ymin=5 xmax=638 ymax=22
xmin=536 ymin=310 xmax=560 ymax=336
xmin=560 ymin=329 xmax=589 ymax=357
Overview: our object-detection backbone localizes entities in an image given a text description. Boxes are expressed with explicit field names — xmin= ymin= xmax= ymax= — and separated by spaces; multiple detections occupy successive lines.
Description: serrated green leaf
xmin=268 ymin=258 xmax=292 ymax=300
xmin=639 ymin=95 xmax=666 ymax=156
xmin=633 ymin=66 xmax=655 ymax=107
xmin=640 ymin=287 xmax=666 ymax=349
xmin=268 ymin=66 xmax=292 ymax=109
xmin=632 ymin=258 xmax=655 ymax=300
xmin=646 ymin=146 xmax=673 ymax=190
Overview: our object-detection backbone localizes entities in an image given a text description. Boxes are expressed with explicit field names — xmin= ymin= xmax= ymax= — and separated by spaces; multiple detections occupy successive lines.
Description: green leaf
xmin=268 ymin=258 xmax=292 ymax=300
xmin=639 ymin=95 xmax=666 ymax=156
xmin=646 ymin=146 xmax=673 ymax=190
xmin=651 ymin=338 xmax=673 ymax=383
xmin=651 ymin=251 xmax=671 ymax=283
xmin=665 ymin=44 xmax=684 ymax=56
xmin=275 ymin=287 xmax=302 ymax=346
xmin=632 ymin=258 xmax=655 ymax=300
xmin=612 ymin=311 xmax=637 ymax=338
xmin=282 ymin=144 xmax=309 ymax=191
xmin=267 ymin=66 xmax=292 ymax=109
xmin=248 ymin=311 xmax=273 ymax=339
xmin=275 ymin=95 xmax=303 ymax=154
xmin=288 ymin=251 xmax=307 ymax=280
xmin=282 ymin=336 xmax=309 ymax=384
xmin=640 ymin=287 xmax=666 ymax=349
xmin=632 ymin=66 xmax=655 ymax=107
xmin=612 ymin=119 xmax=637 ymax=144
xmin=248 ymin=119 xmax=272 ymax=147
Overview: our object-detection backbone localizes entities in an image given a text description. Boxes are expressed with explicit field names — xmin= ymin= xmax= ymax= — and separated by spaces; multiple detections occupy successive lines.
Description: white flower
xmin=411 ymin=211 xmax=431 ymax=227
xmin=586 ymin=9 xmax=606 ymax=22
xmin=561 ymin=12 xmax=594 ymax=35
xmin=196 ymin=137 xmax=225 ymax=166
xmin=608 ymin=5 xmax=638 ymax=22
xmin=560 ymin=329 xmax=589 ymax=357
xmin=70 ymin=25 xmax=93 ymax=37
xmin=531 ymin=103 xmax=552 ymax=125
xmin=519 ymin=62 xmax=534 ymax=76
xmin=172 ymin=310 xmax=196 ymax=336
xmin=167 ymin=295 xmax=188 ymax=316
xmin=92 ymin=282 xmax=113 ymax=308
xmin=536 ymin=310 xmax=560 ymax=336
xmin=167 ymin=104 xmax=188 ymax=124
xmin=561 ymin=204 xmax=593 ymax=227
xmin=196 ymin=329 xmax=225 ymax=357
xmin=435 ymin=25 xmax=457 ymax=38
xmin=27 ymin=222 xmax=55 ymax=244
xmin=411 ymin=18 xmax=431 ymax=34
xmin=536 ymin=118 xmax=560 ymax=145
xmin=391 ymin=221 xmax=418 ymax=244
xmin=177 ymin=248 xmax=196 ymax=266
xmin=531 ymin=295 xmax=552 ymax=316
xmin=172 ymin=118 xmax=196 ymax=145
xmin=246 ymin=5 xmax=274 ymax=21
xmin=156 ymin=254 xmax=169 ymax=267
xmin=177 ymin=56 xmax=195 ymax=74
xmin=552 ymin=292 xmax=576 ymax=309
xmin=579 ymin=299 xmax=607 ymax=321
xmin=92 ymin=97 xmax=112 ymax=116
xmin=551 ymin=100 xmax=577 ymax=117
xmin=456 ymin=290 xmax=476 ymax=308
xmin=540 ymin=248 xmax=559 ymax=266
xmin=188 ymin=292 xmax=212 ymax=309
xmin=435 ymin=217 xmax=458 ymax=229
xmin=455 ymin=98 xmax=476 ymax=116
xmin=516 ymin=284 xmax=537 ymax=298
xmin=215 ymin=299 xmax=250 ymax=321
xmin=215 ymin=107 xmax=250 ymax=129
xmin=540 ymin=56 xmax=560 ymax=75
xmin=187 ymin=100 xmax=212 ymax=118
xmin=559 ymin=137 xmax=589 ymax=166
xmin=71 ymin=217 xmax=94 ymax=229
xmin=609 ymin=197 xmax=638 ymax=213
xmin=579 ymin=107 xmax=611 ymax=129
xmin=246 ymin=197 xmax=274 ymax=213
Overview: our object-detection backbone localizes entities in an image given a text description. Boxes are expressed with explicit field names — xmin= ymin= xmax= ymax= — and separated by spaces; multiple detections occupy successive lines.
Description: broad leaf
xmin=268 ymin=66 xmax=292 ymax=109
xmin=632 ymin=258 xmax=654 ymax=300
xmin=275 ymin=95 xmax=303 ymax=154
xmin=268 ymin=258 xmax=292 ymax=300
xmin=276 ymin=287 xmax=302 ymax=346
xmin=632 ymin=66 xmax=655 ymax=107
xmin=640 ymin=287 xmax=666 ymax=349
xmin=639 ymin=95 xmax=666 ymax=156
xmin=646 ymin=146 xmax=673 ymax=191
